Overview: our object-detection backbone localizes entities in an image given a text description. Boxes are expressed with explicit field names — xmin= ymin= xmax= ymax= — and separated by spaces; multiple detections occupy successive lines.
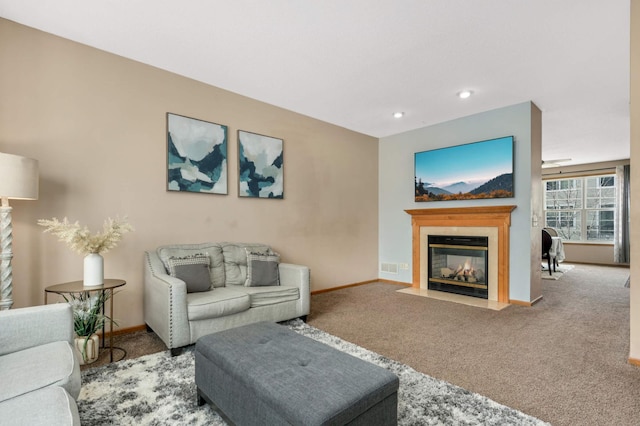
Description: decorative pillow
xmin=167 ymin=253 xmax=211 ymax=293
xmin=244 ymin=250 xmax=280 ymax=287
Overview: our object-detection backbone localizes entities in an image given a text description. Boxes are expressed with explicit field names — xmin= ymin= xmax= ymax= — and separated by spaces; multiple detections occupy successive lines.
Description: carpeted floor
xmin=541 ymin=263 xmax=575 ymax=280
xmin=80 ymin=328 xmax=166 ymax=370
xmin=84 ymin=264 xmax=638 ymax=425
xmin=79 ymin=320 xmax=548 ymax=425
xmin=309 ymin=264 xmax=638 ymax=426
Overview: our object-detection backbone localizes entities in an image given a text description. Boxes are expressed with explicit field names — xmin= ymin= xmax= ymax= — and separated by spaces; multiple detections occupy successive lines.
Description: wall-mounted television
xmin=414 ymin=136 xmax=514 ymax=202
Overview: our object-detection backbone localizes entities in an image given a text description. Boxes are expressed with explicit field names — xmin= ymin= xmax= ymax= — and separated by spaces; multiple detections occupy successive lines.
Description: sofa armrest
xmin=144 ymin=251 xmax=191 ymax=349
xmin=0 ymin=304 xmax=74 ymax=356
xmin=279 ymin=263 xmax=310 ymax=316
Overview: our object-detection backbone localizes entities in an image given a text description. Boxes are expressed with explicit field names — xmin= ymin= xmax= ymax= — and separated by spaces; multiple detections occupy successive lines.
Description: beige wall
xmin=562 ymin=244 xmax=617 ymax=265
xmin=630 ymin=0 xmax=640 ymax=362
xmin=0 ymin=19 xmax=379 ymax=329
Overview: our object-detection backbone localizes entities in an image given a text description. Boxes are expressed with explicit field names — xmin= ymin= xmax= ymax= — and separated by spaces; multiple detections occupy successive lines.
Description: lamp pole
xmin=0 ymin=197 xmax=13 ymax=310
xmin=0 ymin=153 xmax=39 ymax=310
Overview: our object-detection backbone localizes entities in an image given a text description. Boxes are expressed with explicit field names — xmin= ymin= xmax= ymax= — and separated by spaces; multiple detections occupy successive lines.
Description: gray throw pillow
xmin=245 ymin=251 xmax=280 ymax=287
xmin=167 ymin=253 xmax=211 ymax=293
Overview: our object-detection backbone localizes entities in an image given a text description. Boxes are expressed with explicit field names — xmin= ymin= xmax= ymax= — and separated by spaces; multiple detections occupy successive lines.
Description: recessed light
xmin=393 ymin=112 xmax=404 ymax=118
xmin=457 ymin=90 xmax=473 ymax=99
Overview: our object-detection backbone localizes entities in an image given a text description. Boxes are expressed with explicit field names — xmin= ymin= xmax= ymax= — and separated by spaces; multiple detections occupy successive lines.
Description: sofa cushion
xmin=167 ymin=253 xmax=211 ymax=293
xmin=0 ymin=386 xmax=80 ymax=426
xmin=0 ymin=304 xmax=75 ymax=357
xmin=0 ymin=341 xmax=81 ymax=402
xmin=243 ymin=285 xmax=299 ymax=308
xmin=186 ymin=287 xmax=251 ymax=321
xmin=158 ymin=243 xmax=225 ymax=288
xmin=221 ymin=243 xmax=271 ymax=286
xmin=245 ymin=251 xmax=280 ymax=287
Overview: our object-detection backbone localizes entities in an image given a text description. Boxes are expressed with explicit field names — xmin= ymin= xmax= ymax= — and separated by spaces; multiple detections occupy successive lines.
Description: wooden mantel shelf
xmin=406 ymin=205 xmax=516 ymax=303
xmin=405 ymin=205 xmax=517 ymax=217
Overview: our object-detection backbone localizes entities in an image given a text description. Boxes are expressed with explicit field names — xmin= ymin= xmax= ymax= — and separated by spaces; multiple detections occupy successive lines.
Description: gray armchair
xmin=0 ymin=304 xmax=82 ymax=425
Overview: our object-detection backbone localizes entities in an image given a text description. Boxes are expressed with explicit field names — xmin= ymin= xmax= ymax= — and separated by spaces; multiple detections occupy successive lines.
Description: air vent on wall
xmin=381 ymin=262 xmax=399 ymax=274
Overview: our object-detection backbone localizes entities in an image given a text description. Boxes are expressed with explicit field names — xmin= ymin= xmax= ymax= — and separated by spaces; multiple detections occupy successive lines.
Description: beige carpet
xmin=80 ymin=328 xmax=166 ymax=371
xmin=541 ymin=263 xmax=575 ymax=280
xmin=308 ymin=264 xmax=637 ymax=426
xmin=86 ymin=264 xmax=637 ymax=425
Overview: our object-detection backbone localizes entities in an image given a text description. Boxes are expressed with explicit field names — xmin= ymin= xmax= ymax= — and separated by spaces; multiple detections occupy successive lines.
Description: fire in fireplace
xmin=427 ymin=235 xmax=489 ymax=299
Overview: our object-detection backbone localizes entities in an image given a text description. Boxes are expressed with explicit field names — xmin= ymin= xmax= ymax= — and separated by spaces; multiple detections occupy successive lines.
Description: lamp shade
xmin=0 ymin=152 xmax=39 ymax=200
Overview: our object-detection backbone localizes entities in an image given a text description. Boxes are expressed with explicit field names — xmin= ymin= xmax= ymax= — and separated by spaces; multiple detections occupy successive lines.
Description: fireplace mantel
xmin=406 ymin=205 xmax=516 ymax=303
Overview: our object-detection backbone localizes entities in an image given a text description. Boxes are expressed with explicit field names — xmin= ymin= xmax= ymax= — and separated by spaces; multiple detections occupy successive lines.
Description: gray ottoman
xmin=195 ymin=321 xmax=399 ymax=425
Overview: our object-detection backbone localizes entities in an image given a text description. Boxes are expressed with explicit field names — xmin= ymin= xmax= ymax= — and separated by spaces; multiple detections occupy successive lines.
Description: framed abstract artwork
xmin=238 ymin=130 xmax=284 ymax=199
xmin=167 ymin=113 xmax=228 ymax=195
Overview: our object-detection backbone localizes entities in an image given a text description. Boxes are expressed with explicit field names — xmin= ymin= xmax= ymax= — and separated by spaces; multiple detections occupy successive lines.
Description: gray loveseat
xmin=0 ymin=304 xmax=82 ymax=425
xmin=144 ymin=242 xmax=310 ymax=354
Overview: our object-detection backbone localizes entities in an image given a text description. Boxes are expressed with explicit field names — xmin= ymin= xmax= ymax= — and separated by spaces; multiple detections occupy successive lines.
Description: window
xmin=544 ymin=174 xmax=616 ymax=242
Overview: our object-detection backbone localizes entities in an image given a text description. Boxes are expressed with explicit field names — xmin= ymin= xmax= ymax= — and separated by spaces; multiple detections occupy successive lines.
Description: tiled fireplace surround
xmin=405 ymin=206 xmax=516 ymax=304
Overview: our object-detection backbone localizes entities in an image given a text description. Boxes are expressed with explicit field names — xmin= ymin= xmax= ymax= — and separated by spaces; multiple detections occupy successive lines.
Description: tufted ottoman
xmin=195 ymin=321 xmax=399 ymax=425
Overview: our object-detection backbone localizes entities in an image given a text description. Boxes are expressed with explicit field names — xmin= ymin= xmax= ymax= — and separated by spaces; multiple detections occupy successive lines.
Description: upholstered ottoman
xmin=195 ymin=321 xmax=399 ymax=425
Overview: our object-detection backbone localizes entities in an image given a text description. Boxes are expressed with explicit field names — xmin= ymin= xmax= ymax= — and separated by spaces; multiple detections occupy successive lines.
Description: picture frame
xmin=414 ymin=136 xmax=514 ymax=202
xmin=167 ymin=113 xmax=228 ymax=195
xmin=238 ymin=130 xmax=284 ymax=199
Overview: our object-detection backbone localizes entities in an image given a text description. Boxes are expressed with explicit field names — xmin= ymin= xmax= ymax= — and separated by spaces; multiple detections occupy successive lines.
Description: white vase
xmin=83 ymin=253 xmax=104 ymax=287
xmin=74 ymin=334 xmax=100 ymax=365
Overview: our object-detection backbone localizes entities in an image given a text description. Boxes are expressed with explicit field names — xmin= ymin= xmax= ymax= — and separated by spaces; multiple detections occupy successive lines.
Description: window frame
xmin=543 ymin=173 xmax=616 ymax=243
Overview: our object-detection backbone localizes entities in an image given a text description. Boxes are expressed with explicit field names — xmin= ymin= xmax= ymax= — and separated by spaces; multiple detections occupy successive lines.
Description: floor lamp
xmin=0 ymin=153 xmax=39 ymax=310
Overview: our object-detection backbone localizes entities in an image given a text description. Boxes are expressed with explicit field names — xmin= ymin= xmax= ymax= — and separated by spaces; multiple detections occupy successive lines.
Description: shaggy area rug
xmin=541 ymin=263 xmax=574 ymax=280
xmin=78 ymin=320 xmax=548 ymax=425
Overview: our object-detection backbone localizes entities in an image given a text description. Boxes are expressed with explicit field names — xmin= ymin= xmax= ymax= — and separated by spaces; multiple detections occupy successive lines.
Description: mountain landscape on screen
xmin=415 ymin=173 xmax=513 ymax=201
xmin=414 ymin=136 xmax=514 ymax=202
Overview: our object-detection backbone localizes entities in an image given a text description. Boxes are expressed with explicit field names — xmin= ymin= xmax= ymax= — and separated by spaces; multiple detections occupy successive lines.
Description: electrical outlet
xmin=399 ymin=263 xmax=409 ymax=270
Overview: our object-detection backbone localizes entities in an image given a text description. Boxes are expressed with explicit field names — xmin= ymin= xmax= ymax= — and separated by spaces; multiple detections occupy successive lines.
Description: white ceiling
xmin=0 ymin=0 xmax=630 ymax=166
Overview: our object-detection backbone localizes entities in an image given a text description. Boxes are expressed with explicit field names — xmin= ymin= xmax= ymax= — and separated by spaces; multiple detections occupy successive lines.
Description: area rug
xmin=541 ymin=263 xmax=574 ymax=280
xmin=78 ymin=320 xmax=549 ymax=425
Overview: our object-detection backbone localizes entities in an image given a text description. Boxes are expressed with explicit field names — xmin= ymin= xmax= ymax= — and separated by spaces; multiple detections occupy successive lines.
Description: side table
xmin=44 ymin=278 xmax=126 ymax=363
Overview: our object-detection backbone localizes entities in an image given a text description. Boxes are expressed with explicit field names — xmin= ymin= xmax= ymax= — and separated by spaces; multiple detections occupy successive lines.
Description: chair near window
xmin=543 ymin=227 xmax=559 ymax=237
xmin=542 ymin=229 xmax=555 ymax=276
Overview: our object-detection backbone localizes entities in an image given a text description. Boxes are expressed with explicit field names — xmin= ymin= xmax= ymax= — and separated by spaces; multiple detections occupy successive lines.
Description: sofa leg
xmin=299 ymin=315 xmax=308 ymax=323
xmin=170 ymin=347 xmax=183 ymax=357
xmin=196 ymin=389 xmax=206 ymax=406
xmin=145 ymin=324 xmax=153 ymax=333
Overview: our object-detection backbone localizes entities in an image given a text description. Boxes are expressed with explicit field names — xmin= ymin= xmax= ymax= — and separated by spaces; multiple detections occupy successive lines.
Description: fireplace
xmin=405 ymin=206 xmax=516 ymax=304
xmin=427 ymin=235 xmax=489 ymax=299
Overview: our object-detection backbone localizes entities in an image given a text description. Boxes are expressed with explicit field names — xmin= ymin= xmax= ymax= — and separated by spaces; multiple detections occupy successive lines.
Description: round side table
xmin=44 ymin=279 xmax=126 ymax=363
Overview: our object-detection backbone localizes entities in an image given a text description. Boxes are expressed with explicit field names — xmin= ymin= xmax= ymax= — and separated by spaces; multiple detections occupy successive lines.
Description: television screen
xmin=414 ymin=136 xmax=514 ymax=202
